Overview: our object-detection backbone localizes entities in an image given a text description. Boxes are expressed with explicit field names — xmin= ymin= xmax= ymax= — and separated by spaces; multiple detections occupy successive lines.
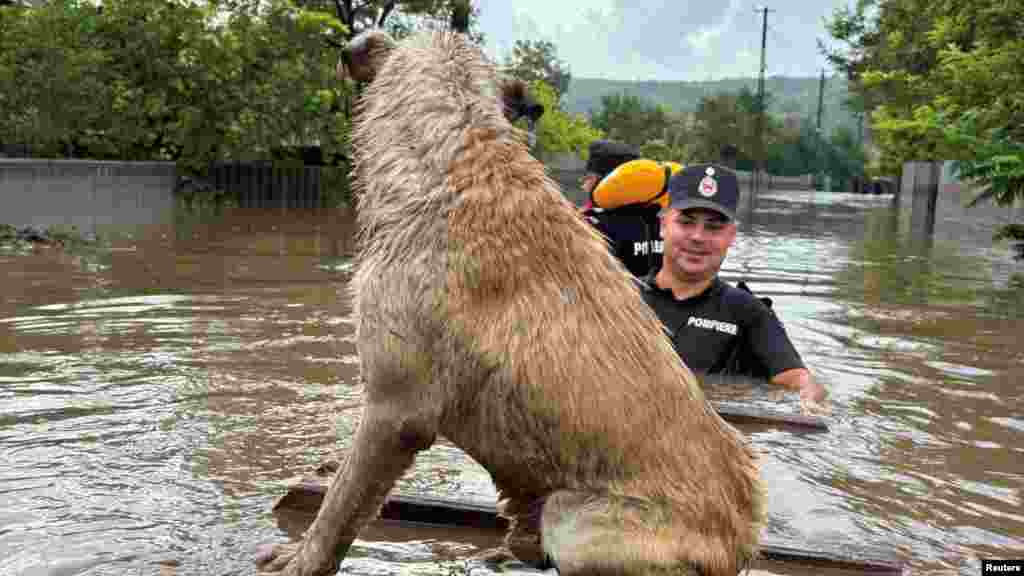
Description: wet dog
xmin=256 ymin=26 xmax=765 ymax=576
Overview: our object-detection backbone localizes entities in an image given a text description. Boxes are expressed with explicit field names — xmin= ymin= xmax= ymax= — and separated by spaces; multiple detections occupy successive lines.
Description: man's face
xmin=660 ymin=208 xmax=737 ymax=280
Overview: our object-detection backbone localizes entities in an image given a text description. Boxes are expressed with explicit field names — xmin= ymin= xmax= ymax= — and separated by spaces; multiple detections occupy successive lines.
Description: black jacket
xmin=584 ymin=204 xmax=662 ymax=278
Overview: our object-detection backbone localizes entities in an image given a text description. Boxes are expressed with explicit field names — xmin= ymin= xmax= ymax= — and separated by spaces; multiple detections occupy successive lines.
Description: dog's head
xmin=337 ymin=30 xmax=544 ymax=131
xmin=336 ymin=29 xmax=397 ymax=85
xmin=500 ymin=78 xmax=545 ymax=129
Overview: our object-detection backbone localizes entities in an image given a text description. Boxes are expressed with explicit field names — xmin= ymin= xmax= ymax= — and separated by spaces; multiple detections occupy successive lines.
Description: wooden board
xmin=274 ymin=481 xmax=904 ymax=575
xmin=709 ymin=401 xmax=828 ymax=432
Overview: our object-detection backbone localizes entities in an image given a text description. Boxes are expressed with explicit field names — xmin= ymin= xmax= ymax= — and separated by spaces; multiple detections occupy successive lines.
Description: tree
xmin=0 ymin=0 xmax=350 ymax=169
xmin=0 ymin=0 xmax=110 ymax=157
xmin=691 ymin=91 xmax=762 ymax=166
xmin=764 ymin=123 xmax=817 ymax=177
xmin=639 ymin=111 xmax=694 ymax=164
xmin=823 ymin=0 xmax=1024 ymax=244
xmin=822 ymin=0 xmax=1024 ymax=176
xmin=589 ymin=91 xmax=669 ymax=149
xmin=504 ymin=39 xmax=570 ymax=97
xmin=826 ymin=125 xmax=868 ymax=191
xmin=927 ymin=109 xmax=1024 ymax=210
xmin=525 ymin=80 xmax=603 ymax=159
xmin=220 ymin=0 xmax=482 ymax=43
xmin=216 ymin=0 xmax=351 ymax=166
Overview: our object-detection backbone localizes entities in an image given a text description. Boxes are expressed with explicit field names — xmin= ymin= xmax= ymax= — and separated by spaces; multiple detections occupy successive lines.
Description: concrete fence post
xmin=899 ymin=161 xmax=941 ymax=243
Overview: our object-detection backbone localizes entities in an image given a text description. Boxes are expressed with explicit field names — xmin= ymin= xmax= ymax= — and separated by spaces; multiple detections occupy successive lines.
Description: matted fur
xmin=256 ymin=29 xmax=766 ymax=576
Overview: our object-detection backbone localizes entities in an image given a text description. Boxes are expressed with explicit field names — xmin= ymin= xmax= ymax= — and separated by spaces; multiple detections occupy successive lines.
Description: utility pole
xmin=754 ymin=6 xmax=774 ymax=196
xmin=815 ymin=69 xmax=827 ymax=191
xmin=815 ymin=69 xmax=826 ymax=133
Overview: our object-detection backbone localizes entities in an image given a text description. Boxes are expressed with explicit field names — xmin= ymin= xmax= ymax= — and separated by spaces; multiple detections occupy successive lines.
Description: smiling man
xmin=638 ymin=163 xmax=830 ymax=414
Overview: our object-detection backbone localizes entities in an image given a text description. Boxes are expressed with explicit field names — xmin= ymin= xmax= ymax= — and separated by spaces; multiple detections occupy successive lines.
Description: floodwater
xmin=1 ymin=191 xmax=1022 ymax=576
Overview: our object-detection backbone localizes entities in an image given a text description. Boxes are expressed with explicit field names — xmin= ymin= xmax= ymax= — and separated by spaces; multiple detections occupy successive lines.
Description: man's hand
xmin=772 ymin=368 xmax=832 ymax=416
xmin=799 ymin=389 xmax=832 ymax=416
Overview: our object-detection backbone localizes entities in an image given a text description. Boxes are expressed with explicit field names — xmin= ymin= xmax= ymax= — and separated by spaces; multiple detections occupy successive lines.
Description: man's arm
xmin=738 ymin=295 xmax=831 ymax=415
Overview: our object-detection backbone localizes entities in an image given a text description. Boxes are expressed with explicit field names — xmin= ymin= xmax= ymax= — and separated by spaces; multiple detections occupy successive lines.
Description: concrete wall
xmin=0 ymin=159 xmax=178 ymax=231
xmin=936 ymin=160 xmax=1024 ymax=248
xmin=733 ymin=170 xmax=815 ymax=191
xmin=900 ymin=160 xmax=1024 ymax=249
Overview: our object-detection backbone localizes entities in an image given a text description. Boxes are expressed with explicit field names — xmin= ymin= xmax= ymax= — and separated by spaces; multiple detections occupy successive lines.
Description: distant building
xmin=782 ymin=112 xmax=804 ymax=133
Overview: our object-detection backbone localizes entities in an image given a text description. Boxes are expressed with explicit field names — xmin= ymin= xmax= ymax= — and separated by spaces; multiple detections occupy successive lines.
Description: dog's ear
xmin=450 ymin=0 xmax=472 ymax=33
xmin=500 ymin=78 xmax=545 ymax=124
xmin=338 ymin=30 xmax=397 ymax=84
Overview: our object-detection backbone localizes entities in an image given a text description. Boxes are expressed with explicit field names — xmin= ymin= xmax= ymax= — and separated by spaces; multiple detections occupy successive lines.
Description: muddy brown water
xmin=1 ymin=192 xmax=1022 ymax=575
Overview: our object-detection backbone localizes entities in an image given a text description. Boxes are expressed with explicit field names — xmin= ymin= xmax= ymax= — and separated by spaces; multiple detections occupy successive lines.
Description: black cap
xmin=585 ymin=140 xmax=639 ymax=179
xmin=665 ymin=163 xmax=739 ymax=221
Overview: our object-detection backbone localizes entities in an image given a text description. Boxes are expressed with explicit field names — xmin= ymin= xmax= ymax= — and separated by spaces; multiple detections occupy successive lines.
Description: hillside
xmin=564 ymin=75 xmax=858 ymax=136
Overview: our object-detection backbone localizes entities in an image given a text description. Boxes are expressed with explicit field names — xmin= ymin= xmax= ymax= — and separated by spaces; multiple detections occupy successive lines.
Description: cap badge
xmin=699 ymin=174 xmax=718 ymax=197
xmin=706 ymin=166 xmax=716 ymax=176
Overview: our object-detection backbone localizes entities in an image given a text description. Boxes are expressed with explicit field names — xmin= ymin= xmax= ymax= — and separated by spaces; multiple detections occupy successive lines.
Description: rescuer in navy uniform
xmin=580 ymin=140 xmax=663 ymax=277
xmin=639 ymin=163 xmax=830 ymax=415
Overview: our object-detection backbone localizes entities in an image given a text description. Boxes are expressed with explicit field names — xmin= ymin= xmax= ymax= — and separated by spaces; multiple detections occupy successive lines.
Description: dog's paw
xmin=469 ymin=547 xmax=557 ymax=575
xmin=255 ymin=542 xmax=302 ymax=574
xmin=471 ymin=546 xmax=518 ymax=566
xmin=800 ymin=395 xmax=833 ymax=417
xmin=315 ymin=460 xmax=341 ymax=476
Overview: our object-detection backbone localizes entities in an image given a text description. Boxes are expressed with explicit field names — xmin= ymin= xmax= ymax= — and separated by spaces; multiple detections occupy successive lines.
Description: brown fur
xmin=256 ymin=29 xmax=766 ymax=576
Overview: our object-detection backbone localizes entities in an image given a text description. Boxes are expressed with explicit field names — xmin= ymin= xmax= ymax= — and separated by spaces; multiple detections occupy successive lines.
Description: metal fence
xmin=206 ymin=162 xmax=345 ymax=209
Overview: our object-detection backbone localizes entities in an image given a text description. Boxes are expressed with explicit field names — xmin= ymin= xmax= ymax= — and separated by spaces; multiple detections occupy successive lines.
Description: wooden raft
xmin=275 ymin=481 xmax=904 ymax=575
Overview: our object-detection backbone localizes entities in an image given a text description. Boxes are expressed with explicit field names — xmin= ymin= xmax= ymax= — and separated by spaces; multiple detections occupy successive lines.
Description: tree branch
xmin=332 ymin=0 xmax=350 ymax=29
xmin=350 ymin=0 xmax=375 ymax=33
xmin=377 ymin=0 xmax=396 ymax=27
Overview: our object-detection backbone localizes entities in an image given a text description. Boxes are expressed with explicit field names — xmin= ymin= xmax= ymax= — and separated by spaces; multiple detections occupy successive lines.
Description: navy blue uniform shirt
xmin=638 ymin=273 xmax=805 ymax=379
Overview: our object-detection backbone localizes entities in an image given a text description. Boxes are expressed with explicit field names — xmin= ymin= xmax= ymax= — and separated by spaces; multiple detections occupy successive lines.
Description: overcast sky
xmin=474 ymin=0 xmax=852 ymax=82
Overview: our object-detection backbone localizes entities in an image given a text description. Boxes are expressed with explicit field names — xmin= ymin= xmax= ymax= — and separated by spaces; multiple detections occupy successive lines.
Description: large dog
xmin=256 ymin=26 xmax=765 ymax=576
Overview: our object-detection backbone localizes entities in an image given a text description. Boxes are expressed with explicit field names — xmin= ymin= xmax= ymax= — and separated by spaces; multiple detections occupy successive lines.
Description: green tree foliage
xmin=526 ymin=80 xmax=603 ymax=159
xmin=826 ymin=125 xmax=869 ymax=191
xmin=690 ymin=88 xmax=866 ymax=189
xmin=217 ymin=0 xmax=350 ymax=166
xmin=0 ymin=0 xmax=109 ymax=157
xmin=928 ymin=109 xmax=1024 ymax=209
xmin=584 ymin=85 xmax=866 ymax=185
xmin=0 ymin=0 xmax=349 ymax=170
xmin=638 ymin=112 xmax=693 ymax=164
xmin=691 ymin=91 xmax=758 ymax=165
xmin=764 ymin=124 xmax=818 ymax=177
xmin=692 ymin=87 xmax=786 ymax=169
xmin=251 ymin=0 xmax=482 ymax=42
xmin=823 ymin=0 xmax=1024 ymax=194
xmin=503 ymin=39 xmax=571 ymax=97
xmin=589 ymin=91 xmax=671 ymax=149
